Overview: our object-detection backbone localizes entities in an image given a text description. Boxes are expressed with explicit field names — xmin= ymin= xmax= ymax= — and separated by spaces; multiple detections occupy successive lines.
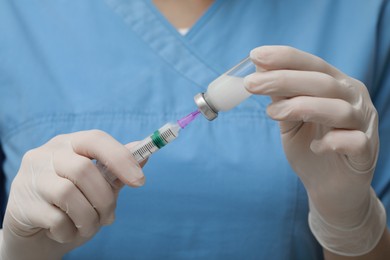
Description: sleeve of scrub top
xmin=370 ymin=0 xmax=390 ymax=227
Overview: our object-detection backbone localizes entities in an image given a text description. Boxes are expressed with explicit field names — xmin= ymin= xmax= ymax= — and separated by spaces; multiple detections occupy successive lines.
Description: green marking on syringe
xmin=151 ymin=130 xmax=167 ymax=149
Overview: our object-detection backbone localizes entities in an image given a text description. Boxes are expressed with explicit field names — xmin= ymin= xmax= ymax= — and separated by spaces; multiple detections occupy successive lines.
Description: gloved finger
xmin=97 ymin=141 xmax=149 ymax=191
xmin=52 ymin=150 xmax=116 ymax=226
xmin=250 ymin=46 xmax=344 ymax=79
xmin=310 ymin=129 xmax=376 ymax=173
xmin=267 ymin=96 xmax=363 ymax=130
xmin=38 ymin=174 xmax=100 ymax=238
xmin=244 ymin=70 xmax=354 ymax=102
xmin=43 ymin=205 xmax=78 ymax=243
xmin=96 ymin=160 xmax=125 ymax=191
xmin=69 ymin=130 xmax=145 ymax=187
xmin=6 ymin=191 xmax=77 ymax=243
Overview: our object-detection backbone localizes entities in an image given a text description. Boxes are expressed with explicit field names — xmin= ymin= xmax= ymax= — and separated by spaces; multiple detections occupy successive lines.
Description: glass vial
xmin=194 ymin=57 xmax=256 ymax=121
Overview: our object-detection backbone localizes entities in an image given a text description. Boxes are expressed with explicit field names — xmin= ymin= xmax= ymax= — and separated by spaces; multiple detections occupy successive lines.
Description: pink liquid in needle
xmin=177 ymin=110 xmax=201 ymax=129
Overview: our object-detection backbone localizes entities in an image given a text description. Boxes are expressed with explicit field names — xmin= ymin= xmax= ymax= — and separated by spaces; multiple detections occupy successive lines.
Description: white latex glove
xmin=244 ymin=46 xmax=386 ymax=256
xmin=0 ymin=130 xmax=145 ymax=260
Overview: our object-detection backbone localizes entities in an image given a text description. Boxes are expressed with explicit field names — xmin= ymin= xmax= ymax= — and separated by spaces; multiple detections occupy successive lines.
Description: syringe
xmin=98 ymin=110 xmax=200 ymax=187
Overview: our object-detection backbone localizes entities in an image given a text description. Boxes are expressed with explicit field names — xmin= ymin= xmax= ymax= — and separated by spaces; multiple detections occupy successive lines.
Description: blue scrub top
xmin=0 ymin=0 xmax=389 ymax=259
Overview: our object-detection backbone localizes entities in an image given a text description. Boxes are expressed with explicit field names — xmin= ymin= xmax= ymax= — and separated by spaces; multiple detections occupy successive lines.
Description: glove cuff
xmin=308 ymin=188 xmax=387 ymax=256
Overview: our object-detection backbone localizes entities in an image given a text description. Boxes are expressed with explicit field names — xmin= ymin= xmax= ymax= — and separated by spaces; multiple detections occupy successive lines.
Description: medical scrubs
xmin=0 ymin=0 xmax=389 ymax=259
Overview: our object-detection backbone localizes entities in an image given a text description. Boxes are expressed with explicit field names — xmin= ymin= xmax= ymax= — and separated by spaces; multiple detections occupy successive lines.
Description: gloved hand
xmin=244 ymin=46 xmax=386 ymax=256
xmin=0 ymin=130 xmax=145 ymax=260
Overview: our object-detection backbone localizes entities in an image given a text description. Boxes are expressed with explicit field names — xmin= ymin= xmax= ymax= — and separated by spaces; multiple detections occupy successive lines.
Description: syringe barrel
xmin=131 ymin=123 xmax=179 ymax=162
xmin=97 ymin=123 xmax=181 ymax=188
xmin=131 ymin=136 xmax=159 ymax=163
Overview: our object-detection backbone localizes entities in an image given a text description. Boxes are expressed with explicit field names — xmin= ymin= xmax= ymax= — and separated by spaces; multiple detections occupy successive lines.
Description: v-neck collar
xmin=144 ymin=0 xmax=224 ymax=40
xmin=105 ymin=0 xmax=224 ymax=91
